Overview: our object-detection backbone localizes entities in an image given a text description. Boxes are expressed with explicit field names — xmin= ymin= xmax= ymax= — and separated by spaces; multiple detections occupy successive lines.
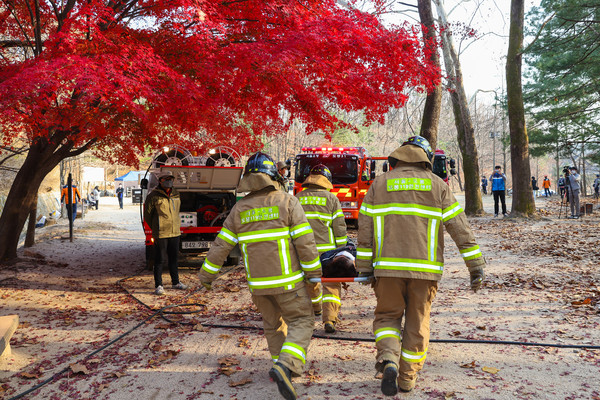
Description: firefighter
xmin=295 ymin=164 xmax=348 ymax=333
xmin=357 ymin=136 xmax=486 ymax=396
xmin=198 ymin=152 xmax=321 ymax=400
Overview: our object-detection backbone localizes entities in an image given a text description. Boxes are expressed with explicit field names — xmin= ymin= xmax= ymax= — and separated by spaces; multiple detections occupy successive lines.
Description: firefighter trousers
xmin=251 ymin=288 xmax=314 ymax=376
xmin=373 ymin=277 xmax=438 ymax=381
xmin=322 ymin=282 xmax=341 ymax=324
xmin=305 ymin=282 xmax=322 ymax=314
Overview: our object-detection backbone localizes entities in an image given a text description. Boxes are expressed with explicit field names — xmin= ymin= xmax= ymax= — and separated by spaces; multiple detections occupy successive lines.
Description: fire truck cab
xmin=293 ymin=146 xmax=381 ymax=221
xmin=141 ymin=145 xmax=243 ymax=270
xmin=432 ymin=149 xmax=457 ymax=183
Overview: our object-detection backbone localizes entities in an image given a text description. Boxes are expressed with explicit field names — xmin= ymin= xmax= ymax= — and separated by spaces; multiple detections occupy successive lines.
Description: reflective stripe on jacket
xmin=357 ymin=147 xmax=484 ymax=281
xmin=295 ymin=185 xmax=347 ymax=253
xmin=143 ymin=187 xmax=181 ymax=239
xmin=199 ymin=182 xmax=322 ymax=295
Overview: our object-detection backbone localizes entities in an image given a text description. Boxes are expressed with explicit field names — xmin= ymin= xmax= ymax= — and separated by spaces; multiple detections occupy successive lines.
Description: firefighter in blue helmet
xmin=199 ymin=152 xmax=322 ymax=400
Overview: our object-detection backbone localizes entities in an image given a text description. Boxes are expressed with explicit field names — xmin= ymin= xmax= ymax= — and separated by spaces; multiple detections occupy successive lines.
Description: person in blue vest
xmin=489 ymin=165 xmax=507 ymax=217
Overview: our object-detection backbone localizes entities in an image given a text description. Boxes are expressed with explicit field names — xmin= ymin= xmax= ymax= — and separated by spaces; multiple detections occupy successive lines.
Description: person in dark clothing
xmin=116 ymin=183 xmax=124 ymax=209
xmin=489 ymin=166 xmax=507 ymax=217
xmin=531 ymin=176 xmax=539 ymax=198
xmin=481 ymin=176 xmax=488 ymax=195
xmin=93 ymin=186 xmax=100 ymax=210
xmin=319 ymin=241 xmax=358 ymax=279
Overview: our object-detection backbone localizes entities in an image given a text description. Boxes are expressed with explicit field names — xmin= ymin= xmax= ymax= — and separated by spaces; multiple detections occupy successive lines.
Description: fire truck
xmin=141 ymin=145 xmax=243 ymax=270
xmin=293 ymin=146 xmax=384 ymax=221
xmin=432 ymin=149 xmax=457 ymax=183
xmin=293 ymin=146 xmax=456 ymax=223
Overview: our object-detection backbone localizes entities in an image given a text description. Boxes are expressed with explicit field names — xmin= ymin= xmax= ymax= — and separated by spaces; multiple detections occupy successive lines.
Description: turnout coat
xmin=357 ymin=145 xmax=485 ymax=281
xmin=199 ymin=173 xmax=322 ymax=295
xmin=295 ymin=176 xmax=347 ymax=253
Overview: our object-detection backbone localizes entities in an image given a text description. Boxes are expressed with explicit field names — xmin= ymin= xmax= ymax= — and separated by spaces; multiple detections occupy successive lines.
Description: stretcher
xmin=308 ymin=277 xmax=371 ymax=283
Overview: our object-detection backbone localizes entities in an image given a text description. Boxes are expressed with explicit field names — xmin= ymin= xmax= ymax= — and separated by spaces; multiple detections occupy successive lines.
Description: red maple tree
xmin=0 ymin=0 xmax=440 ymax=261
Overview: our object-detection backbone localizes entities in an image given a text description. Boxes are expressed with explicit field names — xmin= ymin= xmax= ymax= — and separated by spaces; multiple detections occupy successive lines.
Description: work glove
xmin=200 ymin=281 xmax=212 ymax=291
xmin=469 ymin=266 xmax=485 ymax=292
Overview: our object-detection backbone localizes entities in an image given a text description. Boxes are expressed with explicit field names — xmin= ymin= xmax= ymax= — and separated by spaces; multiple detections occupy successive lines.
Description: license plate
xmin=343 ymin=212 xmax=353 ymax=218
xmin=181 ymin=241 xmax=211 ymax=249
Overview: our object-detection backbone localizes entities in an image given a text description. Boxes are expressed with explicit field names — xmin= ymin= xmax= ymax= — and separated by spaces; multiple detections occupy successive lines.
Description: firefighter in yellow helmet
xmin=357 ymin=136 xmax=486 ymax=396
xmin=296 ymin=164 xmax=348 ymax=333
xmin=199 ymin=152 xmax=321 ymax=400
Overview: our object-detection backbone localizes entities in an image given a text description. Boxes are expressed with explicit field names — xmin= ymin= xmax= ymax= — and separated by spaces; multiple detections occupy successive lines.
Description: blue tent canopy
xmin=115 ymin=171 xmax=145 ymax=182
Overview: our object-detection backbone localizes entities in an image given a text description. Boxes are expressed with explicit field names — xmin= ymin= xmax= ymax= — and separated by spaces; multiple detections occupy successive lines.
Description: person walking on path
xmin=567 ymin=167 xmax=581 ymax=218
xmin=199 ymin=152 xmax=322 ymax=400
xmin=93 ymin=186 xmax=100 ymax=210
xmin=357 ymin=136 xmax=486 ymax=396
xmin=296 ymin=164 xmax=348 ymax=333
xmin=144 ymin=171 xmax=188 ymax=295
xmin=116 ymin=183 xmax=124 ymax=209
xmin=490 ymin=166 xmax=508 ymax=217
xmin=61 ymin=184 xmax=81 ymax=221
xmin=593 ymin=174 xmax=600 ymax=199
xmin=542 ymin=176 xmax=551 ymax=197
xmin=531 ymin=176 xmax=539 ymax=198
xmin=481 ymin=176 xmax=488 ymax=195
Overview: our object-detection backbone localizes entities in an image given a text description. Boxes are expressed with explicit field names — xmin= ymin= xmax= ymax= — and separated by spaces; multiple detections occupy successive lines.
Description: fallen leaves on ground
xmin=460 ymin=361 xmax=479 ymax=369
xmin=229 ymin=376 xmax=252 ymax=387
xmin=70 ymin=363 xmax=90 ymax=375
xmin=482 ymin=366 xmax=500 ymax=374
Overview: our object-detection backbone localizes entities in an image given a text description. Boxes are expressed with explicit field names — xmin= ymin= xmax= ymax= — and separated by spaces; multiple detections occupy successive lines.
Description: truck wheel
xmin=145 ymin=245 xmax=154 ymax=271
xmin=225 ymin=256 xmax=241 ymax=266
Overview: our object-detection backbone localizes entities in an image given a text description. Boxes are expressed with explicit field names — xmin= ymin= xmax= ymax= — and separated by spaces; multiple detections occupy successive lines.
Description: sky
xmin=380 ymin=0 xmax=541 ymax=105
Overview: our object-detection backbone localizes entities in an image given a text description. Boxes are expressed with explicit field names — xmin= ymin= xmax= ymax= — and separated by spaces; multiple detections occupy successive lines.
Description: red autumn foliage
xmin=0 ymin=0 xmax=439 ymax=163
xmin=0 ymin=0 xmax=440 ymax=261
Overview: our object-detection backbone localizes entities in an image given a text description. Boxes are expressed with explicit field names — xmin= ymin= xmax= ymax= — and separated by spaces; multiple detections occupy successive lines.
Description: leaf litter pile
xmin=0 ymin=201 xmax=600 ymax=399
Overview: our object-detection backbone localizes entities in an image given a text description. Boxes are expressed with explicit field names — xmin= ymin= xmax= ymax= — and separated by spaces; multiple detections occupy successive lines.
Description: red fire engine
xmin=293 ymin=146 xmax=455 ymax=222
xmin=293 ymin=146 xmax=385 ymax=221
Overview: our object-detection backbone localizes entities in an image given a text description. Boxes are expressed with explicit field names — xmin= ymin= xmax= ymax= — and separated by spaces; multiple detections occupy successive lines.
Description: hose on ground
xmin=8 ymin=266 xmax=600 ymax=400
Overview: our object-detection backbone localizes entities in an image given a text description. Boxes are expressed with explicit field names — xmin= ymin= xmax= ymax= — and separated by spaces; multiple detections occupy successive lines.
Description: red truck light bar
xmin=301 ymin=146 xmax=364 ymax=154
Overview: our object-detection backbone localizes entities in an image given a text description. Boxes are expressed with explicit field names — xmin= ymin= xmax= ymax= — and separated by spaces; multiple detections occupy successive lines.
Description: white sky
xmin=380 ymin=0 xmax=540 ymax=105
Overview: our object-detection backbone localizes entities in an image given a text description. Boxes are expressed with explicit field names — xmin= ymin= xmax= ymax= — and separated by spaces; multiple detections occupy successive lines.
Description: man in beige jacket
xmin=144 ymin=171 xmax=188 ymax=295
xmin=199 ymin=152 xmax=321 ymax=400
xmin=357 ymin=136 xmax=486 ymax=396
xmin=296 ymin=164 xmax=347 ymax=333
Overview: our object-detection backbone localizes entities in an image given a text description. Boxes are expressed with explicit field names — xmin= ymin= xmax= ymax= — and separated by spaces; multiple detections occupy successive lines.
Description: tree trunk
xmin=0 ymin=153 xmax=49 ymax=260
xmin=456 ymin=156 xmax=463 ymax=191
xmin=24 ymin=192 xmax=38 ymax=248
xmin=0 ymin=133 xmax=77 ymax=261
xmin=434 ymin=0 xmax=484 ymax=216
xmin=506 ymin=0 xmax=535 ymax=217
xmin=417 ymin=0 xmax=442 ymax=150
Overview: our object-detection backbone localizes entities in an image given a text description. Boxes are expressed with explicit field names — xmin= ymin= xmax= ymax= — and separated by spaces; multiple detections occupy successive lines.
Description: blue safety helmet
xmin=310 ymin=164 xmax=332 ymax=183
xmin=244 ymin=152 xmax=281 ymax=182
xmin=402 ymin=135 xmax=434 ymax=162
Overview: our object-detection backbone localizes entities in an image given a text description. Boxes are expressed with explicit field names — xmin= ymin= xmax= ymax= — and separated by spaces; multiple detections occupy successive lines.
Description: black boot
xmin=380 ymin=361 xmax=399 ymax=396
xmin=269 ymin=362 xmax=297 ymax=400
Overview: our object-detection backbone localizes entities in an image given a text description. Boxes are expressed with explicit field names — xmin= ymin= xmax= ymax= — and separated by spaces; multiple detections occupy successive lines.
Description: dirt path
xmin=1 ymin=194 xmax=599 ymax=399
